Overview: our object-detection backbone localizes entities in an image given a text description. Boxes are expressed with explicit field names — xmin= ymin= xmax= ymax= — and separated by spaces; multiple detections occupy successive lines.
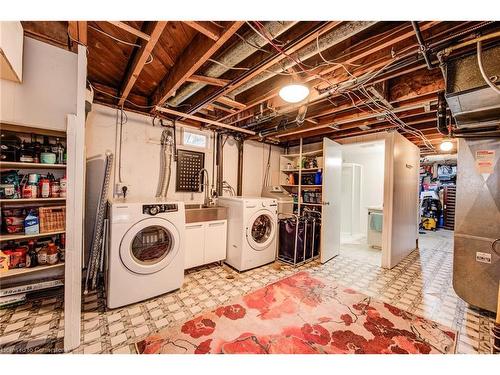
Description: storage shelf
xmin=0 ymin=230 xmax=65 ymax=242
xmin=0 ymin=161 xmax=66 ymax=170
xmin=0 ymin=198 xmax=66 ymax=204
xmin=280 ymin=168 xmax=321 ymax=173
xmin=0 ymin=263 xmax=64 ymax=279
xmin=281 ymin=149 xmax=323 ymax=158
xmin=298 ymin=202 xmax=323 ymax=207
xmin=281 ymin=184 xmax=322 ymax=188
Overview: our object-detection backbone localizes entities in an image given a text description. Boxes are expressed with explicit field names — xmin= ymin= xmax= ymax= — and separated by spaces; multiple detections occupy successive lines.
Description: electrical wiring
xmin=235 ymin=32 xmax=271 ymax=54
xmin=89 ymin=24 xmax=141 ymax=48
xmin=88 ymin=82 xmax=156 ymax=109
xmin=88 ymin=24 xmax=154 ymax=63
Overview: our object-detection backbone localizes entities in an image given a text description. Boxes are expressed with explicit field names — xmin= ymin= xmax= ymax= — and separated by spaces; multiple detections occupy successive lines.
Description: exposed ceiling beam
xmin=215 ymin=96 xmax=246 ymax=110
xmin=118 ymin=21 xmax=168 ymax=106
xmin=186 ymin=74 xmax=231 ymax=87
xmin=186 ymin=21 xmax=343 ymax=116
xmin=183 ymin=21 xmax=221 ymax=41
xmin=155 ymin=106 xmax=256 ymax=135
xmin=151 ymin=21 xmax=244 ymax=108
xmin=68 ymin=21 xmax=87 ymax=48
xmin=108 ymin=21 xmax=151 ymax=41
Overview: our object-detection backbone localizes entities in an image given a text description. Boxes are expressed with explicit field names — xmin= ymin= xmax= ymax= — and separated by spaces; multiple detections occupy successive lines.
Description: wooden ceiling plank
xmin=155 ymin=106 xmax=255 ymax=135
xmin=108 ymin=21 xmax=151 ymax=41
xmin=183 ymin=21 xmax=221 ymax=41
xmin=151 ymin=21 xmax=244 ymax=107
xmin=118 ymin=21 xmax=168 ymax=106
xmin=186 ymin=74 xmax=231 ymax=87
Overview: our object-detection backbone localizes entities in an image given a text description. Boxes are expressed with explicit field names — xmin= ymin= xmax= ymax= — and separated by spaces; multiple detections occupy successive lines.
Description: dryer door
xmin=119 ymin=217 xmax=180 ymax=275
xmin=246 ymin=209 xmax=276 ymax=251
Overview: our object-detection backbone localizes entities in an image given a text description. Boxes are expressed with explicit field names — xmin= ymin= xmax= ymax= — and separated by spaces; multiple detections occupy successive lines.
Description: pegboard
xmin=175 ymin=149 xmax=205 ymax=192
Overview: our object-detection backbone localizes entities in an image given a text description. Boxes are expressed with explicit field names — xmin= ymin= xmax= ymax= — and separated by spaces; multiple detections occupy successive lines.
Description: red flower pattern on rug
xmin=136 ymin=271 xmax=457 ymax=354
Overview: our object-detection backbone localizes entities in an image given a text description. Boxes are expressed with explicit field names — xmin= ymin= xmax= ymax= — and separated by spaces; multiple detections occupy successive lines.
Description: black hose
xmin=411 ymin=21 xmax=435 ymax=70
xmin=436 ymin=91 xmax=449 ymax=136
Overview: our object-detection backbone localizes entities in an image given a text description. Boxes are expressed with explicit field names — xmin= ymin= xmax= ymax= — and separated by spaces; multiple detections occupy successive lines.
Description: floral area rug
xmin=136 ymin=271 xmax=457 ymax=354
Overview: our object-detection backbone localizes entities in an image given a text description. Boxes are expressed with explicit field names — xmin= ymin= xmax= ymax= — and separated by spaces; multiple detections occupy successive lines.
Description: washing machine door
xmin=119 ymin=217 xmax=180 ymax=275
xmin=246 ymin=209 xmax=276 ymax=251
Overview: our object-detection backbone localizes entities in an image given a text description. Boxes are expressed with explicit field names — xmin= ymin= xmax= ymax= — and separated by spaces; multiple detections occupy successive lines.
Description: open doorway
xmin=340 ymin=140 xmax=385 ymax=266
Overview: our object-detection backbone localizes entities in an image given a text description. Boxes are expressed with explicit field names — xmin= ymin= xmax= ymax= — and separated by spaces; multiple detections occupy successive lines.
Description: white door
xmin=382 ymin=132 xmax=420 ymax=268
xmin=321 ymin=138 xmax=343 ymax=263
xmin=185 ymin=223 xmax=205 ymax=269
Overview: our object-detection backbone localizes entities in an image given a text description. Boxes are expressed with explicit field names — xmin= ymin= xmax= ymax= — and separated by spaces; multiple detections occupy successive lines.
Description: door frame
xmin=64 ymin=44 xmax=87 ymax=352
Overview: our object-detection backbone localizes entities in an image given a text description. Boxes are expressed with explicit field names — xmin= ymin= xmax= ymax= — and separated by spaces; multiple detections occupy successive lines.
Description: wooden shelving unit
xmin=0 ymin=230 xmax=66 ymax=242
xmin=0 ymin=161 xmax=66 ymax=170
xmin=0 ymin=127 xmax=67 ymax=290
xmin=0 ymin=263 xmax=64 ymax=279
xmin=0 ymin=198 xmax=66 ymax=204
xmin=280 ymin=140 xmax=324 ymax=214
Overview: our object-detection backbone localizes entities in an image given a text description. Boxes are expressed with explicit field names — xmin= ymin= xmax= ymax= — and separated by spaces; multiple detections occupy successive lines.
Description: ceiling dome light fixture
xmin=440 ymin=139 xmax=453 ymax=152
xmin=279 ymin=84 xmax=310 ymax=103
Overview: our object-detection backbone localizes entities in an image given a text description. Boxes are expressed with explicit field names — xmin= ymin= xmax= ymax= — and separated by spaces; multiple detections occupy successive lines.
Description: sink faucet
xmin=198 ymin=168 xmax=214 ymax=207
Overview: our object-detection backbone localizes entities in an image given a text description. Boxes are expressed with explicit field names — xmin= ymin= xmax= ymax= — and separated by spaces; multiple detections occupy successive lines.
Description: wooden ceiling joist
xmin=118 ymin=21 xmax=168 ymax=106
xmin=155 ymin=106 xmax=256 ymax=135
xmin=68 ymin=21 xmax=87 ymax=47
xmin=108 ymin=21 xmax=151 ymax=41
xmin=215 ymin=96 xmax=246 ymax=110
xmin=186 ymin=74 xmax=231 ymax=87
xmin=151 ymin=21 xmax=244 ymax=108
xmin=183 ymin=21 xmax=221 ymax=41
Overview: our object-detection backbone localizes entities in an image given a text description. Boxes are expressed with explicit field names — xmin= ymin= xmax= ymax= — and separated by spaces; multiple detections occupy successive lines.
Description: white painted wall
xmin=0 ymin=37 xmax=77 ymax=131
xmin=222 ymin=139 xmax=282 ymax=197
xmin=342 ymin=141 xmax=385 ymax=237
xmin=85 ymin=104 xmax=283 ymax=256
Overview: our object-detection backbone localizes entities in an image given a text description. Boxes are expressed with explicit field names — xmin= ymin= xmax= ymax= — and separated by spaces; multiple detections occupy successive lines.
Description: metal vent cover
xmin=445 ymin=44 xmax=500 ymax=128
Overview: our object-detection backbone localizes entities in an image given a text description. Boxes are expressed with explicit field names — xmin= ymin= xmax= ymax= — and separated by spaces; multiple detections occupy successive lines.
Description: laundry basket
xmin=39 ymin=206 xmax=66 ymax=233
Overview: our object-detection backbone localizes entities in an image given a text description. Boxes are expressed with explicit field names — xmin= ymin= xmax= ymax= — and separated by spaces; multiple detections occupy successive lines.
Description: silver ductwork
xmin=167 ymin=21 xmax=297 ymax=107
xmin=229 ymin=21 xmax=377 ymax=97
xmin=444 ymin=43 xmax=500 ymax=129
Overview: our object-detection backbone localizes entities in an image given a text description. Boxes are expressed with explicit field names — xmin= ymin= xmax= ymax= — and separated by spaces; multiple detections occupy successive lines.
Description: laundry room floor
xmin=0 ymin=230 xmax=495 ymax=354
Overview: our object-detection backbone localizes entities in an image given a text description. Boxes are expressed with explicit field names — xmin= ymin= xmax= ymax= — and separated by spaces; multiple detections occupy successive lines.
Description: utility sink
xmin=185 ymin=204 xmax=227 ymax=223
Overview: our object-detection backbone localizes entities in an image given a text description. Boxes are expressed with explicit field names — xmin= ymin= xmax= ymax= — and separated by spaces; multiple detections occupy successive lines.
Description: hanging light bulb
xmin=279 ymin=84 xmax=310 ymax=103
xmin=440 ymin=139 xmax=453 ymax=152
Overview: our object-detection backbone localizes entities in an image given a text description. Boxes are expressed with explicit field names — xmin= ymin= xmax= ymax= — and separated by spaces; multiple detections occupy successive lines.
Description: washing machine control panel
xmin=143 ymin=204 xmax=178 ymax=216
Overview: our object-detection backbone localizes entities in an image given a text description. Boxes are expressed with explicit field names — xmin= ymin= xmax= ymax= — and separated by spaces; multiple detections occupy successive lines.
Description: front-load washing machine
xmin=106 ymin=198 xmax=185 ymax=308
xmin=218 ymin=196 xmax=277 ymax=271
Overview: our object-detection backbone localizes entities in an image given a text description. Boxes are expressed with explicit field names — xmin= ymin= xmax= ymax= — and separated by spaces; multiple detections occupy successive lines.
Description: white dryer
xmin=106 ymin=198 xmax=185 ymax=308
xmin=217 ymin=196 xmax=277 ymax=271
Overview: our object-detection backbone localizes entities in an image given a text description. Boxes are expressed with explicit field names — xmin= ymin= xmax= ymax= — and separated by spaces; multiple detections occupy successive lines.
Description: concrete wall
xmin=0 ymin=36 xmax=77 ymax=131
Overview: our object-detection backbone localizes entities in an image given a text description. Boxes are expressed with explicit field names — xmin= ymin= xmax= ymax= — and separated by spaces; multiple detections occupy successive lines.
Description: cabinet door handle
xmin=187 ymin=224 xmax=203 ymax=229
xmin=209 ymin=222 xmax=225 ymax=227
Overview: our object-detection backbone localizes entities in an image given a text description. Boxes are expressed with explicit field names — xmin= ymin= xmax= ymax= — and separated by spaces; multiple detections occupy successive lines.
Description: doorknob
xmin=322 ymin=201 xmax=330 ymax=206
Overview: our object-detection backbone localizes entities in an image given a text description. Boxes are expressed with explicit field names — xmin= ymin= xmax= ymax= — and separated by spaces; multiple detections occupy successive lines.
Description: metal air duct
xmin=167 ymin=21 xmax=297 ymax=107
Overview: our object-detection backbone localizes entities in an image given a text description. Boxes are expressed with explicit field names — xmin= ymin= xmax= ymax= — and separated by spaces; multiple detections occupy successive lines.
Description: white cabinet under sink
xmin=185 ymin=219 xmax=227 ymax=269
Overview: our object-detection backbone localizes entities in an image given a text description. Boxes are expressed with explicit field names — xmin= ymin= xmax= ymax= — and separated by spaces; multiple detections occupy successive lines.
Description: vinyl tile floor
xmin=0 ymin=230 xmax=496 ymax=354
